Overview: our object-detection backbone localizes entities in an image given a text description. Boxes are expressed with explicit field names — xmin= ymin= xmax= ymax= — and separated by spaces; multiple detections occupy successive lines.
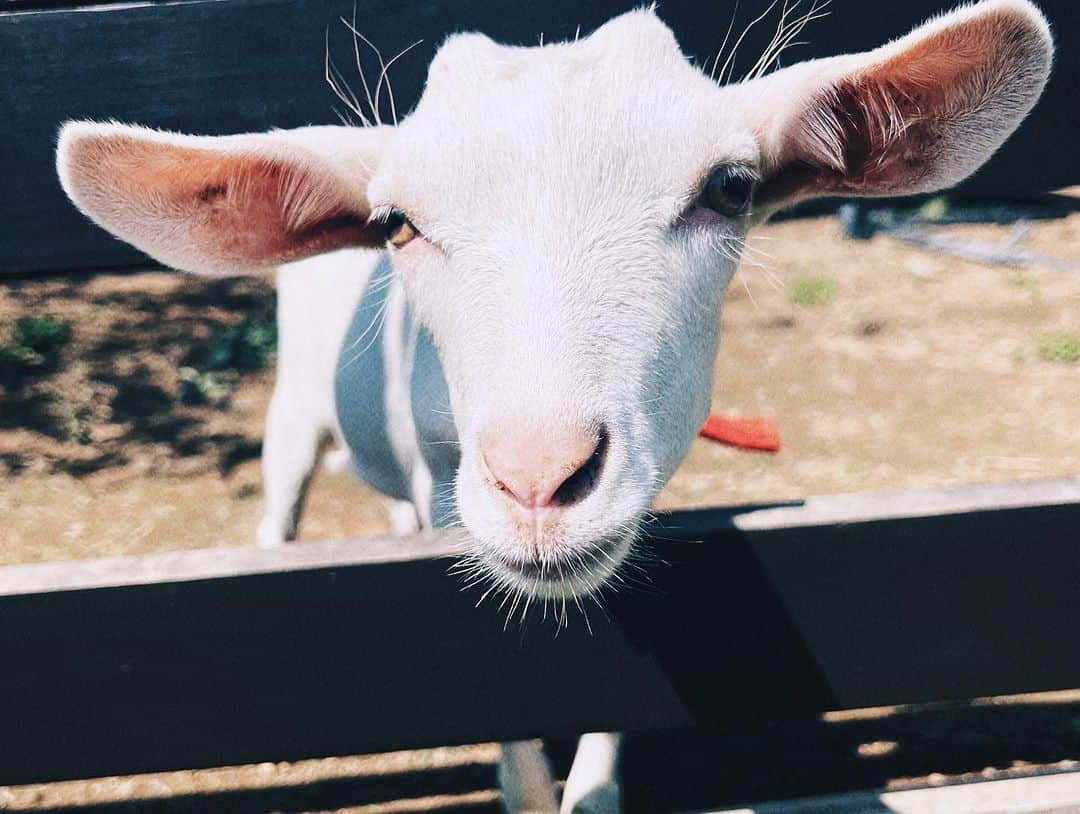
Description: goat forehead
xmin=423 ymin=9 xmax=693 ymax=105
xmin=372 ymin=11 xmax=753 ymax=223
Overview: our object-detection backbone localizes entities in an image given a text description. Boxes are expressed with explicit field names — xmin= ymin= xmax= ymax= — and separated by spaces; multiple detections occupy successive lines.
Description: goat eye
xmin=382 ymin=210 xmax=418 ymax=248
xmin=701 ymin=166 xmax=753 ymax=217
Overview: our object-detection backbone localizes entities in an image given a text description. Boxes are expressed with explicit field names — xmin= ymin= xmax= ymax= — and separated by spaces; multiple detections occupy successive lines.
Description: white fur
xmin=560 ymin=732 xmax=623 ymax=813
xmin=55 ymin=3 xmax=1052 ymax=811
xmin=255 ymin=251 xmax=375 ymax=547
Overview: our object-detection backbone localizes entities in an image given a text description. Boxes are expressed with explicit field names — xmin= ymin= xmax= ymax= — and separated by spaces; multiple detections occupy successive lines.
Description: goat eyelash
xmin=369 ymin=204 xmax=406 ymax=224
xmin=692 ymin=163 xmax=759 ymax=200
xmin=369 ymin=205 xmax=423 ymax=248
xmin=674 ymin=163 xmax=759 ymax=225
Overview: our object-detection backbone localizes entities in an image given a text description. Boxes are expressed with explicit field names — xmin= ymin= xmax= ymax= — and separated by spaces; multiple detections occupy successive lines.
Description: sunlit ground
xmin=3 ymin=205 xmax=1078 ymax=564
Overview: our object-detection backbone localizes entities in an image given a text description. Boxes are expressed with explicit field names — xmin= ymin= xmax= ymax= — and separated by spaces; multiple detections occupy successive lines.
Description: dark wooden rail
xmin=2 ymin=0 xmax=1077 ymax=274
xmin=2 ymin=476 xmax=1078 ymax=787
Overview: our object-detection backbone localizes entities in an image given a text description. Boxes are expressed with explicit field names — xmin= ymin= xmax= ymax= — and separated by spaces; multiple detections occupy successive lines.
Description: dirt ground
xmin=1 ymin=203 xmax=1078 ymax=810
xmin=2 ymin=206 xmax=1079 ymax=564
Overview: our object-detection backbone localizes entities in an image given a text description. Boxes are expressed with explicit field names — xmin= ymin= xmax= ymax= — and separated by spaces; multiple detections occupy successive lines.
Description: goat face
xmin=368 ymin=13 xmax=752 ymax=597
xmin=57 ymin=1 xmax=1052 ymax=598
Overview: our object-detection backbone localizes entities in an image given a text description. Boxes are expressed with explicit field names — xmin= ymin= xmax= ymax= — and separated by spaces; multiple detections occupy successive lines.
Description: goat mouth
xmin=487 ymin=533 xmax=632 ymax=599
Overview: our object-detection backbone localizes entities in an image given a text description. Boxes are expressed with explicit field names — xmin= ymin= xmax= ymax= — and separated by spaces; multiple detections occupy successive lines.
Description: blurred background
xmin=3 ymin=209 xmax=1079 ymax=562
xmin=1 ymin=0 xmax=1077 ymax=564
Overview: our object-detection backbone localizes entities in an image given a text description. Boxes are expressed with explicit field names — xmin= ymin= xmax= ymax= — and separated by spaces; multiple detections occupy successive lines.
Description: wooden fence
xmin=3 ymin=476 xmax=1079 ymax=803
xmin=2 ymin=0 xmax=1078 ymax=274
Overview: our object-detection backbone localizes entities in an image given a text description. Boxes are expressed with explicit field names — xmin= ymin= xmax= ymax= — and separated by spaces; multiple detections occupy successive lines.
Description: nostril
xmin=481 ymin=421 xmax=610 ymax=510
xmin=550 ymin=425 xmax=609 ymax=507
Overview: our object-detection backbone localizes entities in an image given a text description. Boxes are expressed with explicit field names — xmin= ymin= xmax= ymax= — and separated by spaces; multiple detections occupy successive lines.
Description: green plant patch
xmin=788 ymin=276 xmax=837 ymax=307
xmin=202 ymin=317 xmax=278 ymax=372
xmin=0 ymin=315 xmax=73 ymax=387
xmin=178 ymin=367 xmax=233 ymax=407
xmin=1037 ymin=332 xmax=1080 ymax=364
xmin=13 ymin=315 xmax=72 ymax=355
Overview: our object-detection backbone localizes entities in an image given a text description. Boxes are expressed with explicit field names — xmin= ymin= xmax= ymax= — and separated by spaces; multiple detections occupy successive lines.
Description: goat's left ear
xmin=737 ymin=0 xmax=1053 ymax=217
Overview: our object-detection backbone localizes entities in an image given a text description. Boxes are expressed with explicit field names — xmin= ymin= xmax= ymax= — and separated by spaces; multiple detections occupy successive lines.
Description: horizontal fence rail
xmin=1 ymin=0 xmax=1078 ymax=274
xmin=1 ymin=476 xmax=1079 ymax=786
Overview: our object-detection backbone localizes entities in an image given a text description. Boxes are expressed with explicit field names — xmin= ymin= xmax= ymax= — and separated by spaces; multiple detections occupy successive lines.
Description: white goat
xmin=56 ymin=1 xmax=1051 ymax=810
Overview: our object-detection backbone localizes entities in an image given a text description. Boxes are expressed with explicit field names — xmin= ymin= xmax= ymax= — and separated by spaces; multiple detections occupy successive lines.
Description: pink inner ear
xmin=65 ymin=131 xmax=379 ymax=272
xmin=183 ymin=153 xmax=372 ymax=267
xmin=828 ymin=16 xmax=1005 ymax=192
xmin=760 ymin=6 xmax=1044 ymax=205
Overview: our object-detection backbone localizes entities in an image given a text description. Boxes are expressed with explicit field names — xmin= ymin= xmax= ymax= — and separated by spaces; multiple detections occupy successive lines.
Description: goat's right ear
xmin=57 ymin=122 xmax=392 ymax=275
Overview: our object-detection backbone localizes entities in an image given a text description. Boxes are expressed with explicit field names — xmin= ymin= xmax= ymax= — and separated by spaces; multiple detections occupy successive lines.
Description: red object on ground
xmin=699 ymin=415 xmax=782 ymax=453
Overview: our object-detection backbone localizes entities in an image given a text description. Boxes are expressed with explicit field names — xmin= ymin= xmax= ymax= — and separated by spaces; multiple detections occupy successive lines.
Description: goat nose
xmin=482 ymin=423 xmax=608 ymax=510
